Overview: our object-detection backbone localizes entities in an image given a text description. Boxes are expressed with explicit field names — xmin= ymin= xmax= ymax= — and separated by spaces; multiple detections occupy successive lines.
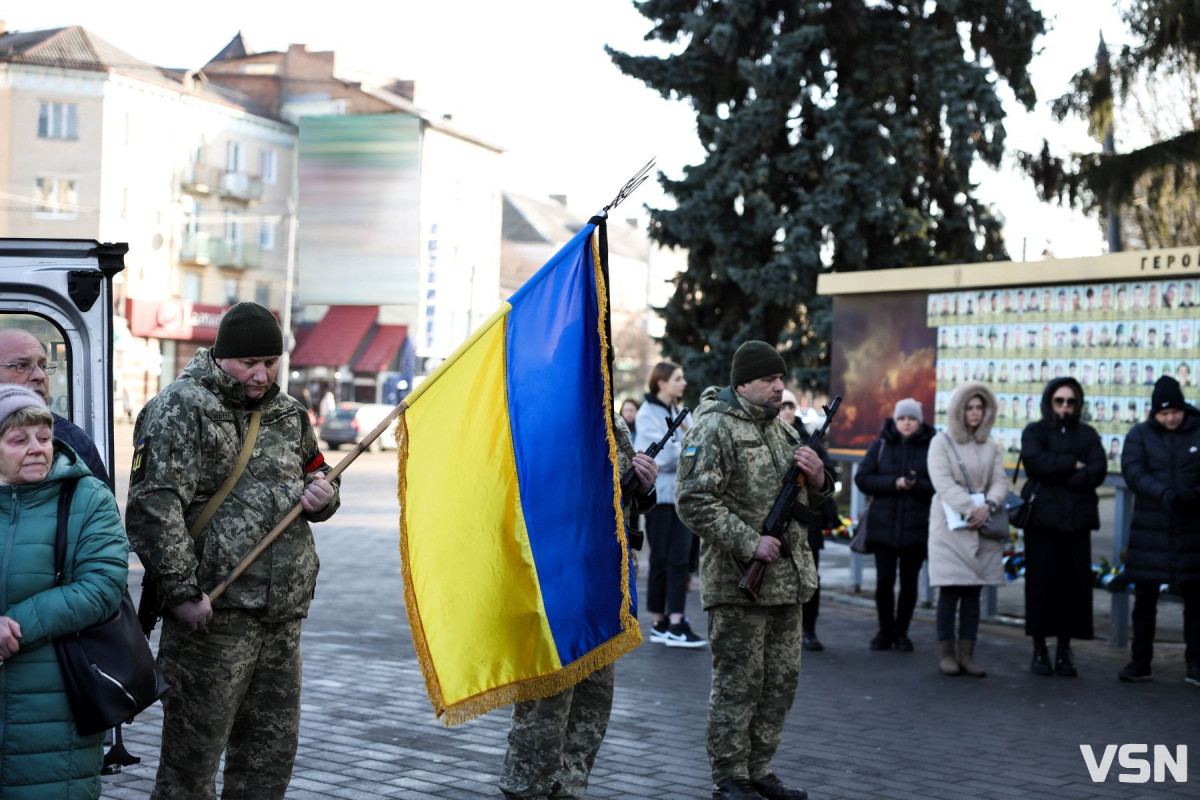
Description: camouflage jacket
xmin=126 ymin=349 xmax=340 ymax=621
xmin=676 ymin=386 xmax=830 ymax=608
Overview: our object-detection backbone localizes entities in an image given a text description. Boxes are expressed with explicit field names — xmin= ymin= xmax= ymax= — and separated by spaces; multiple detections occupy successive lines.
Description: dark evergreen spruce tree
xmin=608 ymin=0 xmax=1044 ymax=392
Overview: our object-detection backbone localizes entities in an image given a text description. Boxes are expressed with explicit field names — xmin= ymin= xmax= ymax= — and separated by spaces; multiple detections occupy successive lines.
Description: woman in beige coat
xmin=927 ymin=381 xmax=1008 ymax=677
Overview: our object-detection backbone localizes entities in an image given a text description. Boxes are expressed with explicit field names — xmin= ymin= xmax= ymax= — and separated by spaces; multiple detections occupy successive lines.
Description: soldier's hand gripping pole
xmin=207 ymin=401 xmax=407 ymax=602
xmin=737 ymin=396 xmax=841 ymax=601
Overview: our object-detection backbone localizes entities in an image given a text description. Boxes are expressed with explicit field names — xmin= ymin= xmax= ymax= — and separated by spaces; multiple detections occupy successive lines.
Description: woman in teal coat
xmin=0 ymin=386 xmax=128 ymax=799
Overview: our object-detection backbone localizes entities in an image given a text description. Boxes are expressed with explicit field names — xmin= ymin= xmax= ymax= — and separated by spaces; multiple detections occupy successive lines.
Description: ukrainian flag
xmin=397 ymin=221 xmax=639 ymax=724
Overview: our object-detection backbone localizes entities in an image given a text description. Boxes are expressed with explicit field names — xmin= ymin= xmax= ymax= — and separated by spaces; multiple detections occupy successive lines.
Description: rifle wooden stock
xmin=207 ymin=401 xmax=407 ymax=602
xmin=738 ymin=558 xmax=768 ymax=601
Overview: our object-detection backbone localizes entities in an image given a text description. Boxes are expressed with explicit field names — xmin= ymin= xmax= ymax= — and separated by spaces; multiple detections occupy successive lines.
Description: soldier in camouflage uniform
xmin=676 ymin=341 xmax=832 ymax=800
xmin=499 ymin=415 xmax=657 ymax=800
xmin=126 ymin=302 xmax=340 ymax=800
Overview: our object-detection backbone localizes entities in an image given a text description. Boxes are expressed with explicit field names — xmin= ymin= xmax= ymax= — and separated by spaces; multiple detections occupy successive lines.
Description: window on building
xmin=257 ymin=220 xmax=276 ymax=251
xmin=37 ymin=102 xmax=78 ymax=140
xmin=259 ymin=149 xmax=277 ymax=184
xmin=33 ymin=178 xmax=78 ymax=218
xmin=221 ymin=277 xmax=240 ymax=305
xmin=184 ymin=198 xmax=201 ymax=238
xmin=254 ymin=283 xmax=270 ymax=306
xmin=181 ymin=271 xmax=202 ymax=302
xmin=224 ymin=209 xmax=242 ymax=245
xmin=226 ymin=140 xmax=244 ymax=173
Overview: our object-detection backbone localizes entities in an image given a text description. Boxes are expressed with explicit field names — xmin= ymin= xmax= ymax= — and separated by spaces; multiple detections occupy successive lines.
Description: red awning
xmin=290 ymin=305 xmax=378 ymax=367
xmin=353 ymin=325 xmax=407 ymax=373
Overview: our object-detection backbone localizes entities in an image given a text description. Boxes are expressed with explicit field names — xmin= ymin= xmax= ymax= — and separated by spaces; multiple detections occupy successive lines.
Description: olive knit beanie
xmin=730 ymin=341 xmax=786 ymax=387
xmin=212 ymin=302 xmax=283 ymax=359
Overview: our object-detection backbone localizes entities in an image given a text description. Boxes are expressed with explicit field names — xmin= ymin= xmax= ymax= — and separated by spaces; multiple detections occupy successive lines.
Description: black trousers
xmin=645 ymin=504 xmax=693 ymax=616
xmin=874 ymin=545 xmax=926 ymax=636
xmin=937 ymin=585 xmax=982 ymax=641
xmin=802 ymin=547 xmax=820 ymax=635
xmin=1131 ymin=579 xmax=1200 ymax=668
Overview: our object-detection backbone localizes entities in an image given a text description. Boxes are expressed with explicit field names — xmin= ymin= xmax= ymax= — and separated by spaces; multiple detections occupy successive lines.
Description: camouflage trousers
xmin=706 ymin=603 xmax=803 ymax=783
xmin=151 ymin=611 xmax=303 ymax=800
xmin=499 ymin=664 xmax=615 ymax=799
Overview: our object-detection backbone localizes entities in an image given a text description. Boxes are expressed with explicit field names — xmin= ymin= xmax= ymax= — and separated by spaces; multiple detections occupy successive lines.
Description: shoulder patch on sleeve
xmin=131 ymin=437 xmax=150 ymax=484
xmin=679 ymin=445 xmax=698 ymax=480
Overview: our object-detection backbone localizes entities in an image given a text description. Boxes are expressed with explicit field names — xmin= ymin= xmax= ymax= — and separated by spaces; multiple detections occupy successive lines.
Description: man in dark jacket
xmin=1119 ymin=376 xmax=1200 ymax=686
xmin=780 ymin=390 xmax=837 ymax=652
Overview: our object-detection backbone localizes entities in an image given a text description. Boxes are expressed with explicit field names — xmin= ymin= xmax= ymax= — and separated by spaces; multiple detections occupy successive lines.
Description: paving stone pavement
xmin=103 ymin=446 xmax=1199 ymax=799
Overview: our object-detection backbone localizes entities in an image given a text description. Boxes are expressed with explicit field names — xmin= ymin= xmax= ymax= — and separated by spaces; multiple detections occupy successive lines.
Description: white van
xmin=0 ymin=239 xmax=126 ymax=478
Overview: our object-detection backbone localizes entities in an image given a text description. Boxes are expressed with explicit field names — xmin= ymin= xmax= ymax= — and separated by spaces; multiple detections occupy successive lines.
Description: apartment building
xmin=202 ymin=36 xmax=503 ymax=403
xmin=0 ymin=23 xmax=297 ymax=403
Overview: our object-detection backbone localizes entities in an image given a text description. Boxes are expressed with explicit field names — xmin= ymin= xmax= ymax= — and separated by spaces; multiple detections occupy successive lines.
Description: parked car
xmin=320 ymin=402 xmax=399 ymax=451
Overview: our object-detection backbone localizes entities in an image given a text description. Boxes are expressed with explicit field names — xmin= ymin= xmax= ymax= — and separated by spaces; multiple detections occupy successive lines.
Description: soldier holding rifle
xmin=127 ymin=302 xmax=340 ymax=800
xmin=676 ymin=341 xmax=832 ymax=800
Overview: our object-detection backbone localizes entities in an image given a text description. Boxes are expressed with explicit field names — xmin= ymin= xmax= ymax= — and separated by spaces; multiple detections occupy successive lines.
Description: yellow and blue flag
xmin=396 ymin=220 xmax=639 ymax=724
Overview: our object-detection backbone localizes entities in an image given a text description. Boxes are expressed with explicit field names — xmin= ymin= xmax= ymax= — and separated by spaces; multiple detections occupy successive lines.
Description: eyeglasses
xmin=1053 ymin=397 xmax=1077 ymax=407
xmin=0 ymin=361 xmax=55 ymax=375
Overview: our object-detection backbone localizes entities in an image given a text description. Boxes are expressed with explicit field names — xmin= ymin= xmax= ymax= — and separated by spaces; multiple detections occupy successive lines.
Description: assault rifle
xmin=620 ymin=406 xmax=690 ymax=550
xmin=738 ymin=395 xmax=841 ymax=601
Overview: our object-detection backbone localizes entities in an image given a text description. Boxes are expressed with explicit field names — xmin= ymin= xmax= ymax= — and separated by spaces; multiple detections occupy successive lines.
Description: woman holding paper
xmin=927 ymin=381 xmax=1008 ymax=677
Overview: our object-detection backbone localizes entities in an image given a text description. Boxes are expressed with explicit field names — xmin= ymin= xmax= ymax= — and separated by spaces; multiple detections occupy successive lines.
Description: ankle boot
xmin=1055 ymin=640 xmax=1077 ymax=677
xmin=1031 ymin=639 xmax=1053 ymax=675
xmin=939 ymin=640 xmax=961 ymax=675
xmin=958 ymin=639 xmax=986 ymax=677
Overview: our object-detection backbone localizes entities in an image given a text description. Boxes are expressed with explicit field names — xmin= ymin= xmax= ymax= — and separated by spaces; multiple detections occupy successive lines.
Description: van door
xmin=0 ymin=239 xmax=127 ymax=482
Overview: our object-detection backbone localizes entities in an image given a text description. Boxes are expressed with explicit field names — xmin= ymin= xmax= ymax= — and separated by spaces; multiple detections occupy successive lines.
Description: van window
xmin=0 ymin=313 xmax=73 ymax=418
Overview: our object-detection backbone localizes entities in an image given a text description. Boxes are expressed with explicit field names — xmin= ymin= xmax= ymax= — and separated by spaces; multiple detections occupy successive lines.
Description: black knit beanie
xmin=1151 ymin=375 xmax=1186 ymax=412
xmin=212 ymin=302 xmax=283 ymax=359
xmin=730 ymin=340 xmax=787 ymax=387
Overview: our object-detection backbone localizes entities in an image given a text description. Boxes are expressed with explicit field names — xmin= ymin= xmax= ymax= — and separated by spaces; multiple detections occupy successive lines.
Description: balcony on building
xmin=180 ymin=230 xmax=262 ymax=270
xmin=181 ymin=162 xmax=224 ymax=195
xmin=219 ymin=171 xmax=264 ymax=203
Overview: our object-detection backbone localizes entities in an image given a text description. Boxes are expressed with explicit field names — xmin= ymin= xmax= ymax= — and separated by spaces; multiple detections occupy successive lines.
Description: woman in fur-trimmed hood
xmin=927 ymin=381 xmax=1008 ymax=677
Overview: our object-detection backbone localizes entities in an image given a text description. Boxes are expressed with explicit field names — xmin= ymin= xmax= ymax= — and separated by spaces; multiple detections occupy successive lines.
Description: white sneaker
xmin=665 ymin=619 xmax=707 ymax=649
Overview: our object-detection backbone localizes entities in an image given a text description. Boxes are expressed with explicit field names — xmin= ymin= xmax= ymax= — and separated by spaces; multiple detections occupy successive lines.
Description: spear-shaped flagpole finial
xmin=597 ymin=158 xmax=656 ymax=217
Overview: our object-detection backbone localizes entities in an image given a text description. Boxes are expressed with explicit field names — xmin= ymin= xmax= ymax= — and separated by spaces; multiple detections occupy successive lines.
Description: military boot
xmin=752 ymin=772 xmax=809 ymax=800
xmin=712 ymin=778 xmax=766 ymax=800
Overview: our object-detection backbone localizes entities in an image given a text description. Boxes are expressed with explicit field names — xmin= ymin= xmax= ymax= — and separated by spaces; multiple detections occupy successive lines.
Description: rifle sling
xmin=189 ymin=410 xmax=261 ymax=540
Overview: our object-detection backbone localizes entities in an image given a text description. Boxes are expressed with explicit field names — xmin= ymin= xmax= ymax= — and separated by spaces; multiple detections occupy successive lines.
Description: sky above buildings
xmin=6 ymin=0 xmax=1133 ymax=261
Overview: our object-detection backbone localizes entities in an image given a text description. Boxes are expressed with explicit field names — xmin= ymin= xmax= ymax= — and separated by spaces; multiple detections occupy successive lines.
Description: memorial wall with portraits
xmin=927 ymin=277 xmax=1200 ymax=471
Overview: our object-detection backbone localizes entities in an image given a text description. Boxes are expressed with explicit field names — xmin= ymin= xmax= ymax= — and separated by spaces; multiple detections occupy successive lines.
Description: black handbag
xmin=1008 ymin=455 xmax=1038 ymax=529
xmin=53 ymin=478 xmax=169 ymax=735
xmin=851 ymin=442 xmax=882 ymax=554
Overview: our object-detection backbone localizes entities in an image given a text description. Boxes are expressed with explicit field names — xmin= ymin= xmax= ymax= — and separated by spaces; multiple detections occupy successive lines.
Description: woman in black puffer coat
xmin=1119 ymin=376 xmax=1200 ymax=685
xmin=1020 ymin=377 xmax=1105 ymax=677
xmin=854 ymin=398 xmax=935 ymax=652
